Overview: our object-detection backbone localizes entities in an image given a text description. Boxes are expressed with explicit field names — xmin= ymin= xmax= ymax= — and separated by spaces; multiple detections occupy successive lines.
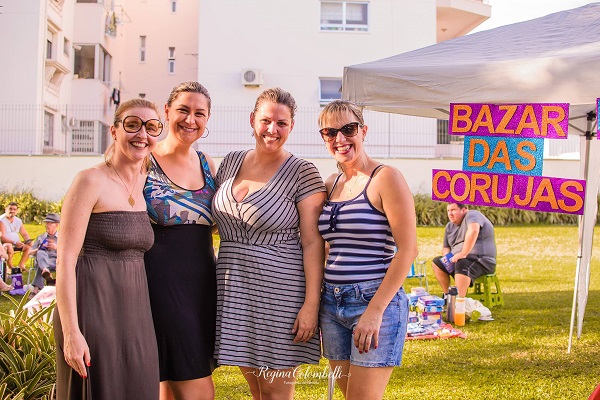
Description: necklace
xmin=345 ymin=175 xmax=363 ymax=195
xmin=112 ymin=166 xmax=137 ymax=208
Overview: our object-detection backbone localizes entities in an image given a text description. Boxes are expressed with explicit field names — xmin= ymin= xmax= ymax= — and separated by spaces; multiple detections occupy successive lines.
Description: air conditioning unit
xmin=241 ymin=68 xmax=263 ymax=86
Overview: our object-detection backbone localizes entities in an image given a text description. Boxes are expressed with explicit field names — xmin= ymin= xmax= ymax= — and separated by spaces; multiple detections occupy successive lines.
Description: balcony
xmin=44 ymin=59 xmax=70 ymax=93
xmin=436 ymin=0 xmax=491 ymax=42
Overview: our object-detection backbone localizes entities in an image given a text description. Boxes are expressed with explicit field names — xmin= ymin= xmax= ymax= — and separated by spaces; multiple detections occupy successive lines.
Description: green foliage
xmin=1 ymin=225 xmax=600 ymax=399
xmin=0 ymin=190 xmax=590 ymax=226
xmin=212 ymin=225 xmax=600 ymax=399
xmin=0 ymin=192 xmax=62 ymax=224
xmin=0 ymin=293 xmax=56 ymax=400
xmin=414 ymin=194 xmax=581 ymax=226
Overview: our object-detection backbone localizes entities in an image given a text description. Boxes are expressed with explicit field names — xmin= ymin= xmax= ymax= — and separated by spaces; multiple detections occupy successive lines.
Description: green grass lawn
xmin=2 ymin=225 xmax=599 ymax=399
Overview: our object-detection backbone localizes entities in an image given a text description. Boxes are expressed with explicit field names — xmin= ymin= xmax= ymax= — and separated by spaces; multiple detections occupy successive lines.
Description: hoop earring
xmin=201 ymin=127 xmax=210 ymax=139
xmin=251 ymin=131 xmax=255 ymax=137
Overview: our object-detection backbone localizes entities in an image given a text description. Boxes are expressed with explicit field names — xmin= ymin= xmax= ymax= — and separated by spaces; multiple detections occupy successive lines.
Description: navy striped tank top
xmin=318 ymin=165 xmax=396 ymax=284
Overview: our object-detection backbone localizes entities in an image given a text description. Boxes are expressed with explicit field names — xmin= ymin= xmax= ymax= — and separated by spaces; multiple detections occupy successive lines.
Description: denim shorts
xmin=319 ymin=278 xmax=409 ymax=367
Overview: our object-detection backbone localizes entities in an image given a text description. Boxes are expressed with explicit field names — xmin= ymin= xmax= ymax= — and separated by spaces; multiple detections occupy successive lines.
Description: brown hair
xmin=105 ymin=98 xmax=160 ymax=171
xmin=166 ymin=81 xmax=212 ymax=114
xmin=252 ymin=87 xmax=297 ymax=120
xmin=318 ymin=99 xmax=365 ymax=128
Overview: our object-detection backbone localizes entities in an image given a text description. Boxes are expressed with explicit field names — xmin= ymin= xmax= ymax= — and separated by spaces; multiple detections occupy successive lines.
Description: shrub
xmin=0 ymin=293 xmax=56 ymax=400
xmin=0 ymin=190 xmax=592 ymax=226
xmin=414 ymin=194 xmax=585 ymax=226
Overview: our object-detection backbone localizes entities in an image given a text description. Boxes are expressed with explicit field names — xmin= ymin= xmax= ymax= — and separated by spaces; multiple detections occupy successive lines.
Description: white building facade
xmin=0 ymin=0 xmax=75 ymax=154
xmin=0 ymin=0 xmax=490 ymax=157
xmin=196 ymin=0 xmax=492 ymax=158
xmin=0 ymin=0 xmax=199 ymax=156
xmin=116 ymin=0 xmax=200 ymax=106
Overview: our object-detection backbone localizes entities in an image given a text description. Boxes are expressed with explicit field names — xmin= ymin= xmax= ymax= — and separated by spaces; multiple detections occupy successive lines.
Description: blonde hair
xmin=104 ymin=98 xmax=160 ymax=171
xmin=252 ymin=87 xmax=297 ymax=120
xmin=318 ymin=99 xmax=365 ymax=128
xmin=319 ymin=100 xmax=366 ymax=173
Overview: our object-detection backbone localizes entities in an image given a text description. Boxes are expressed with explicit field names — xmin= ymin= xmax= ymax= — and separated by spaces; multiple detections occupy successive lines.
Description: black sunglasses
xmin=115 ymin=115 xmax=164 ymax=137
xmin=319 ymin=122 xmax=362 ymax=142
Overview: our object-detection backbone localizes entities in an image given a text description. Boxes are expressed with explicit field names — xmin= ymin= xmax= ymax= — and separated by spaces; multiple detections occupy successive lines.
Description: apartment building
xmin=196 ymin=0 xmax=491 ymax=158
xmin=117 ymin=0 xmax=199 ymax=106
xmin=0 ymin=0 xmax=75 ymax=154
xmin=0 ymin=0 xmax=198 ymax=155
xmin=0 ymin=0 xmax=490 ymax=157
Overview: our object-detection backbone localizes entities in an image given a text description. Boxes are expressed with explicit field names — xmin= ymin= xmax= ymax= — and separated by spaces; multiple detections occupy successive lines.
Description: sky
xmin=472 ymin=0 xmax=593 ymax=32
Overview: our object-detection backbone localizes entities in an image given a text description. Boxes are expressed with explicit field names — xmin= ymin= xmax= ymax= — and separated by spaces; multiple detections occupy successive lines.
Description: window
xmin=320 ymin=1 xmax=368 ymax=32
xmin=63 ymin=37 xmax=70 ymax=57
xmin=100 ymin=46 xmax=111 ymax=82
xmin=171 ymin=0 xmax=177 ymax=12
xmin=46 ymin=28 xmax=55 ymax=59
xmin=436 ymin=119 xmax=464 ymax=144
xmin=319 ymin=78 xmax=342 ymax=104
xmin=47 ymin=39 xmax=53 ymax=59
xmin=44 ymin=111 xmax=54 ymax=148
xmin=139 ymin=36 xmax=146 ymax=62
xmin=168 ymin=47 xmax=175 ymax=74
xmin=74 ymin=44 xmax=111 ymax=81
xmin=74 ymin=45 xmax=95 ymax=79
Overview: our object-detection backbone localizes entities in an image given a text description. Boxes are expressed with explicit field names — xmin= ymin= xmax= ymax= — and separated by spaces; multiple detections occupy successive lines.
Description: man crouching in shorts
xmin=432 ymin=203 xmax=497 ymax=298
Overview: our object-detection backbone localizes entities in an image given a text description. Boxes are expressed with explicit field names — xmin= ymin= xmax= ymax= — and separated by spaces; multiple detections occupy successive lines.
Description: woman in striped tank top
xmin=317 ymin=100 xmax=418 ymax=399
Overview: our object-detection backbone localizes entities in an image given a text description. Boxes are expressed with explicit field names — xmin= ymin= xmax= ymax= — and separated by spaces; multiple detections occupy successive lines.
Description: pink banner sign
xmin=449 ymin=103 xmax=569 ymax=139
xmin=432 ymin=169 xmax=585 ymax=215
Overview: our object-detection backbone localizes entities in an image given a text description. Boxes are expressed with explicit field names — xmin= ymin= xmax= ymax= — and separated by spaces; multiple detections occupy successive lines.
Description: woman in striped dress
xmin=317 ymin=100 xmax=418 ymax=399
xmin=212 ymin=88 xmax=326 ymax=399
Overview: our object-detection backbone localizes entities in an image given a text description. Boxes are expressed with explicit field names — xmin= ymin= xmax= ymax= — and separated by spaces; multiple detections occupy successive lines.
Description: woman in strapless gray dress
xmin=54 ymin=99 xmax=162 ymax=399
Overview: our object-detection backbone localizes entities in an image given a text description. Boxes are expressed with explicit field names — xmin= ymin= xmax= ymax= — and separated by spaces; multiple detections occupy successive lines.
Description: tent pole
xmin=568 ymin=111 xmax=596 ymax=352
xmin=568 ymin=255 xmax=582 ymax=353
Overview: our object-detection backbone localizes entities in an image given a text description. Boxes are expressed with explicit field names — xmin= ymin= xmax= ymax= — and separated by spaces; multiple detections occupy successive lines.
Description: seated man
xmin=29 ymin=213 xmax=60 ymax=294
xmin=0 ymin=202 xmax=33 ymax=272
xmin=432 ymin=203 xmax=497 ymax=298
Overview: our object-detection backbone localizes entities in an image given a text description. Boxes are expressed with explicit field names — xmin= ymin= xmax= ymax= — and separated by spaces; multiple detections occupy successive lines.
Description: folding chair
xmin=0 ymin=258 xmax=7 ymax=284
xmin=406 ymin=259 xmax=428 ymax=291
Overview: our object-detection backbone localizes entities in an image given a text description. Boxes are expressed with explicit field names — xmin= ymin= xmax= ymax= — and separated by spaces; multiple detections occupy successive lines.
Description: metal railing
xmin=0 ymin=104 xmax=580 ymax=159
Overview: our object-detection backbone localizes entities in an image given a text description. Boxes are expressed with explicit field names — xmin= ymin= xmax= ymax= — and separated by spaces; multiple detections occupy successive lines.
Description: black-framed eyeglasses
xmin=115 ymin=116 xmax=163 ymax=137
xmin=319 ymin=122 xmax=362 ymax=142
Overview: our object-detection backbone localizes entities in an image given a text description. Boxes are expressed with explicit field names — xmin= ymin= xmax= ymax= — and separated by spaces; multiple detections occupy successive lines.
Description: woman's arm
xmin=56 ymin=168 xmax=102 ymax=378
xmin=292 ymin=191 xmax=326 ymax=342
xmin=353 ymin=166 xmax=418 ymax=353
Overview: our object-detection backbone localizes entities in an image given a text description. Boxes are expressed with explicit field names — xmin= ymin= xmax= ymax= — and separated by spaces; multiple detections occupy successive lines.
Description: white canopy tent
xmin=343 ymin=3 xmax=600 ymax=352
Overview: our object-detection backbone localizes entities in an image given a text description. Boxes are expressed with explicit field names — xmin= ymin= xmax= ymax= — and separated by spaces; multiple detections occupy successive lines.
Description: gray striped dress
xmin=212 ymin=150 xmax=325 ymax=369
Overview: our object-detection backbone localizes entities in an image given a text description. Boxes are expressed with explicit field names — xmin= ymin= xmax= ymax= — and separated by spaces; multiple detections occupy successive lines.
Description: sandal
xmin=42 ymin=270 xmax=56 ymax=285
xmin=1 ymin=282 xmax=14 ymax=292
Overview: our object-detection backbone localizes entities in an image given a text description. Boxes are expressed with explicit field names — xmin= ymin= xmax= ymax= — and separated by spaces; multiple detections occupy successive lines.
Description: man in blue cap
xmin=29 ymin=213 xmax=60 ymax=294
